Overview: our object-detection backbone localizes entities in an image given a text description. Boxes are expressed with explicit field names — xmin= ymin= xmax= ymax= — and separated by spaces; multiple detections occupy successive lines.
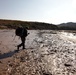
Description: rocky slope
xmin=0 ymin=30 xmax=76 ymax=75
xmin=58 ymin=22 xmax=76 ymax=30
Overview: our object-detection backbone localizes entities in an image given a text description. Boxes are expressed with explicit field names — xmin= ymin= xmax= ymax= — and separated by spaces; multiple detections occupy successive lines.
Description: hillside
xmin=58 ymin=22 xmax=76 ymax=30
xmin=0 ymin=19 xmax=57 ymax=29
xmin=1 ymin=19 xmax=76 ymax=30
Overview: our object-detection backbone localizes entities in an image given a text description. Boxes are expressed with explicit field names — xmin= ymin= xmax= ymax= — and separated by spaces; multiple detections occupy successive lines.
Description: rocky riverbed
xmin=0 ymin=30 xmax=76 ymax=75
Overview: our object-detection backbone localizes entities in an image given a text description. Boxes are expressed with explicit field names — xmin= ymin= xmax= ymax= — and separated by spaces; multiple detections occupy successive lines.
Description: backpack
xmin=15 ymin=27 xmax=27 ymax=37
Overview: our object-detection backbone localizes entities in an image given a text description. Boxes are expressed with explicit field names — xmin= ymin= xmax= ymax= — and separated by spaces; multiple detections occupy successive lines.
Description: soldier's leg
xmin=17 ymin=37 xmax=23 ymax=50
xmin=22 ymin=37 xmax=25 ymax=49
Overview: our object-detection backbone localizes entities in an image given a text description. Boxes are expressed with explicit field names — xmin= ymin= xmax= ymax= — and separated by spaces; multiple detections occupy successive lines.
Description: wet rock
xmin=64 ymin=63 xmax=72 ymax=67
xmin=42 ymin=71 xmax=52 ymax=75
xmin=20 ymin=57 xmax=25 ymax=62
xmin=1 ymin=30 xmax=76 ymax=75
xmin=43 ymin=73 xmax=52 ymax=75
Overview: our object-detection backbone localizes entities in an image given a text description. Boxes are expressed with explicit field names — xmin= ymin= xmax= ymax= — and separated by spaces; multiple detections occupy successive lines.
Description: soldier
xmin=15 ymin=26 xmax=29 ymax=50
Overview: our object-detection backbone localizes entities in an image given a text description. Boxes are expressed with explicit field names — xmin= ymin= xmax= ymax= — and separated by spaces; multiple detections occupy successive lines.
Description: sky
xmin=0 ymin=0 xmax=76 ymax=24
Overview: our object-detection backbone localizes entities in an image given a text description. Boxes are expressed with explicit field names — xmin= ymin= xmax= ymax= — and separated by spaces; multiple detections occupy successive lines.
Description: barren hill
xmin=58 ymin=22 xmax=76 ymax=30
xmin=0 ymin=19 xmax=57 ymax=29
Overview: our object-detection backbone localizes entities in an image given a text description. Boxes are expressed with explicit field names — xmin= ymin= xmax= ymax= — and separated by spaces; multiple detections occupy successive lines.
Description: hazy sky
xmin=0 ymin=0 xmax=76 ymax=24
